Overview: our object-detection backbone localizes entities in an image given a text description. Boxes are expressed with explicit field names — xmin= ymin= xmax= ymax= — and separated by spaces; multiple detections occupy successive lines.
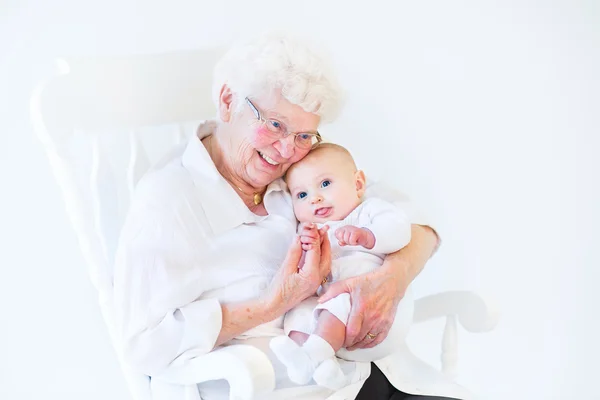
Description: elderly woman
xmin=113 ymin=34 xmax=455 ymax=400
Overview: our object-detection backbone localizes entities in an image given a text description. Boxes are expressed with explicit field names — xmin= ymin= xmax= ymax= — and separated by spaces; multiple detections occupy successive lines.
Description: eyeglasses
xmin=245 ymin=97 xmax=322 ymax=149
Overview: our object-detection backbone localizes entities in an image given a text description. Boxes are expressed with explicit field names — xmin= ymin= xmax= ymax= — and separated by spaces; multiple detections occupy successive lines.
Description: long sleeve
xmin=113 ymin=173 xmax=223 ymax=377
xmin=364 ymin=178 xmax=441 ymax=253
xmin=360 ymin=198 xmax=412 ymax=254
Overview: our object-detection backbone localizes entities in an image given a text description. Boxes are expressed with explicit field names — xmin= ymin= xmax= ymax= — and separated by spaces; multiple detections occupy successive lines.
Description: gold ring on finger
xmin=366 ymin=332 xmax=377 ymax=340
xmin=321 ymin=277 xmax=328 ymax=284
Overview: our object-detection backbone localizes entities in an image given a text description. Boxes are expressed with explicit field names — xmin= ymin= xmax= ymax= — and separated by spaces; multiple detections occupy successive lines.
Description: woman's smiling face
xmin=219 ymin=87 xmax=321 ymax=189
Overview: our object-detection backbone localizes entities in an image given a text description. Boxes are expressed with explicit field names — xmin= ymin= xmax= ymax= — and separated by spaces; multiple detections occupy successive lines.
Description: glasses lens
xmin=295 ymin=134 xmax=319 ymax=149
xmin=265 ymin=119 xmax=285 ymax=134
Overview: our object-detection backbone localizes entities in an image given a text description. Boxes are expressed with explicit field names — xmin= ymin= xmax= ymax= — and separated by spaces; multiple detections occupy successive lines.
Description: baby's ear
xmin=355 ymin=170 xmax=366 ymax=197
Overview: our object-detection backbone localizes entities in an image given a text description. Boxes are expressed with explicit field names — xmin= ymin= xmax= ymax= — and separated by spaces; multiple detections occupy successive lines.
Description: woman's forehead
xmin=256 ymin=92 xmax=320 ymax=130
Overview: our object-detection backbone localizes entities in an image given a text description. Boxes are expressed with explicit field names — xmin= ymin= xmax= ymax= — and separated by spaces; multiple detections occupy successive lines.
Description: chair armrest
xmin=154 ymin=344 xmax=276 ymax=400
xmin=413 ymin=290 xmax=499 ymax=333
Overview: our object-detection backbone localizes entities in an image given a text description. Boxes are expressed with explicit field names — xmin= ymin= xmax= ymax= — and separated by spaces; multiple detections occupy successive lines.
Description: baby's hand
xmin=299 ymin=223 xmax=320 ymax=251
xmin=299 ymin=223 xmax=330 ymax=251
xmin=334 ymin=226 xmax=375 ymax=249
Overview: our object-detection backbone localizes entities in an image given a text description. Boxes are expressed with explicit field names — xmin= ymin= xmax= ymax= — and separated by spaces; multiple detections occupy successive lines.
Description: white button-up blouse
xmin=113 ymin=130 xmax=445 ymax=400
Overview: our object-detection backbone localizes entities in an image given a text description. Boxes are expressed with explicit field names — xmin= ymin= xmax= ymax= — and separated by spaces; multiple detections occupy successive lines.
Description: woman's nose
xmin=276 ymin=136 xmax=296 ymax=158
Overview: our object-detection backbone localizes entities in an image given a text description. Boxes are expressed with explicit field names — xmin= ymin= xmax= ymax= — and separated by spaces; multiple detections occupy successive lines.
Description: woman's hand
xmin=216 ymin=226 xmax=330 ymax=347
xmin=317 ymin=225 xmax=439 ymax=349
xmin=317 ymin=265 xmax=403 ymax=349
xmin=267 ymin=225 xmax=332 ymax=316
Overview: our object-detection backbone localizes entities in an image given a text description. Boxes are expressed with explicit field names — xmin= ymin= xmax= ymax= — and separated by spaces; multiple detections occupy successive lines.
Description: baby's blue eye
xmin=297 ymin=192 xmax=307 ymax=199
xmin=321 ymin=180 xmax=331 ymax=188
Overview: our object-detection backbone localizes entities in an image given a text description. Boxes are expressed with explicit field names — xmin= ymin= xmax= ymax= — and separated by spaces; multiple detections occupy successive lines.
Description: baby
xmin=270 ymin=143 xmax=412 ymax=390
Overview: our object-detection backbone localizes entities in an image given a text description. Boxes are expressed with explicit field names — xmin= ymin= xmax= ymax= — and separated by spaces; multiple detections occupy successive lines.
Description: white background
xmin=1 ymin=1 xmax=598 ymax=399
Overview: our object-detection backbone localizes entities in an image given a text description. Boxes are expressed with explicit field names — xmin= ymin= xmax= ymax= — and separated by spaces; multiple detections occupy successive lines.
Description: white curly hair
xmin=212 ymin=32 xmax=343 ymax=123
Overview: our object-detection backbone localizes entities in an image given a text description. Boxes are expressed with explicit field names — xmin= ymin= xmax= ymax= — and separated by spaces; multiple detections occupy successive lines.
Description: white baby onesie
xmin=312 ymin=197 xmax=411 ymax=328
xmin=270 ymin=197 xmax=413 ymax=390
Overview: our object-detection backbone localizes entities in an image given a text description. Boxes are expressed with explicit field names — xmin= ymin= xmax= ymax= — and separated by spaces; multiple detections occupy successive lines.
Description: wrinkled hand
xmin=268 ymin=226 xmax=331 ymax=315
xmin=318 ymin=266 xmax=403 ymax=349
xmin=334 ymin=225 xmax=374 ymax=249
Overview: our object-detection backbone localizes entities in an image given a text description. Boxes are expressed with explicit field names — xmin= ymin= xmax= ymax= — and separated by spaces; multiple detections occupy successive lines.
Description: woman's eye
xmin=297 ymin=192 xmax=307 ymax=199
xmin=298 ymin=133 xmax=310 ymax=140
xmin=269 ymin=120 xmax=282 ymax=129
xmin=321 ymin=180 xmax=331 ymax=188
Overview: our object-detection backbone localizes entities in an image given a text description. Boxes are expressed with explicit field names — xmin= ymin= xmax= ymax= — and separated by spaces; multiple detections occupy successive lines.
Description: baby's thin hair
xmin=308 ymin=142 xmax=357 ymax=168
xmin=285 ymin=142 xmax=357 ymax=182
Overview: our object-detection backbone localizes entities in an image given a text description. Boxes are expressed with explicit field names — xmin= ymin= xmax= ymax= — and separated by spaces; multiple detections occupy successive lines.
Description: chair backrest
xmin=31 ymin=48 xmax=222 ymax=295
xmin=31 ymin=49 xmax=223 ymax=400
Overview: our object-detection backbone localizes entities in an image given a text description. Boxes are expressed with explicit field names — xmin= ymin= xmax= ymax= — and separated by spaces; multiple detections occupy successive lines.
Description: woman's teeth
xmin=259 ymin=152 xmax=279 ymax=166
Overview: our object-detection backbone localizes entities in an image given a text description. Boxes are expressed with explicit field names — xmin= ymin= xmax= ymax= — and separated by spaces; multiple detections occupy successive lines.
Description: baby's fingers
xmin=343 ymin=230 xmax=353 ymax=244
xmin=300 ymin=233 xmax=318 ymax=242
xmin=334 ymin=228 xmax=345 ymax=242
xmin=301 ymin=225 xmax=319 ymax=239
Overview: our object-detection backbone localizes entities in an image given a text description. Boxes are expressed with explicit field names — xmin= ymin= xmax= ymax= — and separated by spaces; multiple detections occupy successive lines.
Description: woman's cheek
xmin=252 ymin=126 xmax=275 ymax=147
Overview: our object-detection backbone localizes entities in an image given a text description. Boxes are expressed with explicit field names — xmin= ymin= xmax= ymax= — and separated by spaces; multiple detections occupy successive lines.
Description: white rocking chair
xmin=30 ymin=49 xmax=498 ymax=400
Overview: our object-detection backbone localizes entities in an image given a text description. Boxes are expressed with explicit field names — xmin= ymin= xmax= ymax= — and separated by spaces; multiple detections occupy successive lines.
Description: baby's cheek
xmin=294 ymin=203 xmax=311 ymax=223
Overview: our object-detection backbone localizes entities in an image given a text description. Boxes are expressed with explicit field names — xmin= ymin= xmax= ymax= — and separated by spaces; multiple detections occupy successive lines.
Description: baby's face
xmin=286 ymin=150 xmax=363 ymax=223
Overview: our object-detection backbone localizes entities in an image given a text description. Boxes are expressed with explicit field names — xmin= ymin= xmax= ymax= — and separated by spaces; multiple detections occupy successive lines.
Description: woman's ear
xmin=218 ymin=85 xmax=234 ymax=122
xmin=355 ymin=170 xmax=367 ymax=198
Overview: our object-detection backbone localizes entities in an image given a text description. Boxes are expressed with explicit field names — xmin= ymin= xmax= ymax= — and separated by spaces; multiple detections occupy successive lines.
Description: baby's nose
xmin=311 ymin=195 xmax=323 ymax=204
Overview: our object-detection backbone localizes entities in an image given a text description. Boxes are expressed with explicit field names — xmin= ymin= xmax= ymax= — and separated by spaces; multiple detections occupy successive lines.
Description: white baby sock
xmin=301 ymin=334 xmax=335 ymax=364
xmin=303 ymin=335 xmax=346 ymax=389
xmin=313 ymin=358 xmax=347 ymax=390
xmin=270 ymin=334 xmax=336 ymax=385
xmin=270 ymin=335 xmax=316 ymax=384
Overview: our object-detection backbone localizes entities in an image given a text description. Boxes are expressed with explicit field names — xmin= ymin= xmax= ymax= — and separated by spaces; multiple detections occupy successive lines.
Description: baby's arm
xmin=362 ymin=197 xmax=412 ymax=254
xmin=335 ymin=198 xmax=411 ymax=254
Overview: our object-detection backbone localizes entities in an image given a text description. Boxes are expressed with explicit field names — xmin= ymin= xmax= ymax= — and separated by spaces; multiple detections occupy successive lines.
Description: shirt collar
xmin=181 ymin=123 xmax=287 ymax=235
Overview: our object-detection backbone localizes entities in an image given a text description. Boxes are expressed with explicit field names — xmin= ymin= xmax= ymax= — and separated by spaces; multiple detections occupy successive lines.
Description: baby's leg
xmin=289 ymin=330 xmax=309 ymax=345
xmin=308 ymin=310 xmax=348 ymax=389
xmin=270 ymin=333 xmax=315 ymax=384
xmin=270 ymin=311 xmax=346 ymax=387
xmin=271 ymin=293 xmax=351 ymax=388
xmin=269 ymin=298 xmax=315 ymax=384
xmin=313 ymin=310 xmax=346 ymax=351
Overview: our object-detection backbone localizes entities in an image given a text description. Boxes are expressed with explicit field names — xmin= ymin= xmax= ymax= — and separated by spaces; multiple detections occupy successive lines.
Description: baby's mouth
xmin=314 ymin=207 xmax=333 ymax=217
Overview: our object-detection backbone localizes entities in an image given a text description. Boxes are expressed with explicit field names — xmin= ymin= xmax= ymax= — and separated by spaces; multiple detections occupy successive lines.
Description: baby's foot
xmin=269 ymin=336 xmax=315 ymax=384
xmin=313 ymin=358 xmax=347 ymax=390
